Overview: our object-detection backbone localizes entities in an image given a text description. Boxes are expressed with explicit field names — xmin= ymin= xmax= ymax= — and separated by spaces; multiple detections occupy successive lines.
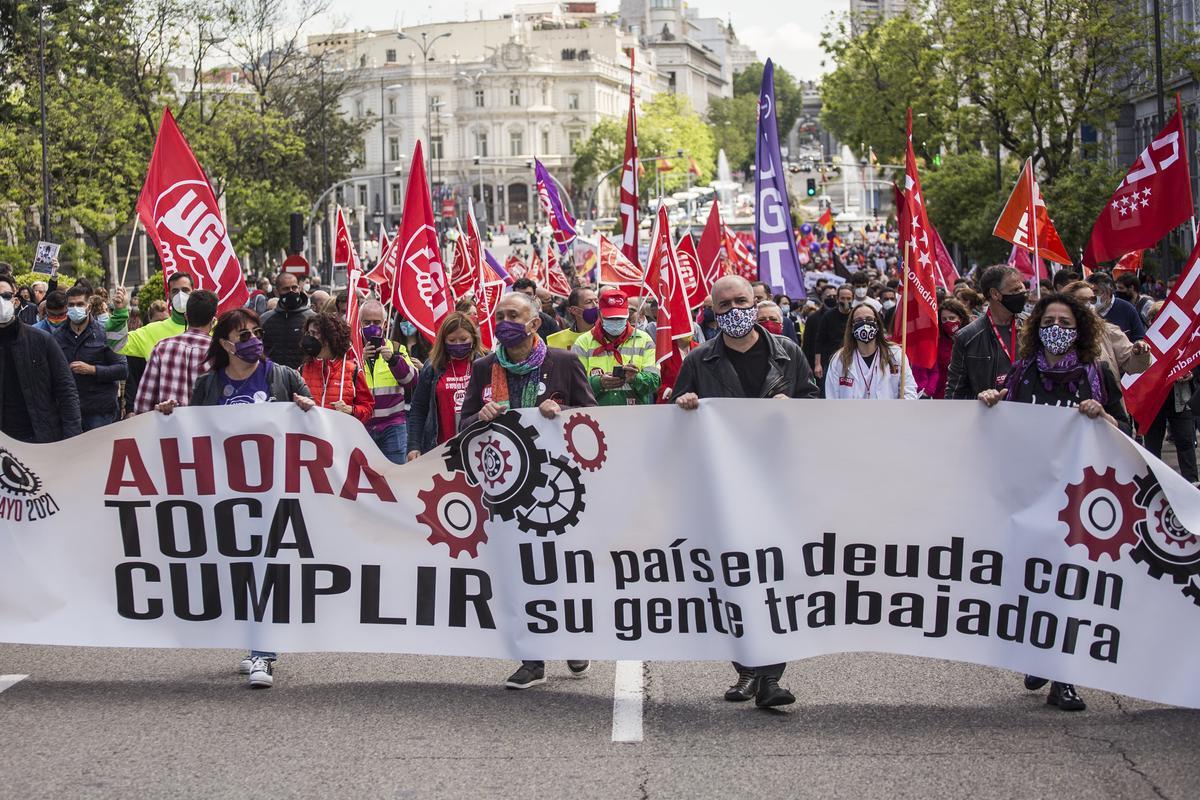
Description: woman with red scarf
xmin=570 ymin=288 xmax=661 ymax=406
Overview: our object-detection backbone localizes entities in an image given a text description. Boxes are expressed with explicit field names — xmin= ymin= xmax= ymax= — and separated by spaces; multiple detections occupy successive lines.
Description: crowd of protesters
xmin=0 ymin=247 xmax=1190 ymax=708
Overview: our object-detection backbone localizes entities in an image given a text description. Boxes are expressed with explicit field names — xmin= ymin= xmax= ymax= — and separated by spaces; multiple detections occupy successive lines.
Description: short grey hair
xmin=503 ymin=290 xmax=542 ymax=319
xmin=360 ymin=299 xmax=385 ymax=318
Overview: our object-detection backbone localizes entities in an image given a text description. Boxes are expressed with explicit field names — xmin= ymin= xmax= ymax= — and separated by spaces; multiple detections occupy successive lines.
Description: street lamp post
xmin=307 ymin=169 xmax=403 ymax=286
xmin=37 ymin=1 xmax=50 ymax=240
xmin=398 ymin=30 xmax=452 ymax=183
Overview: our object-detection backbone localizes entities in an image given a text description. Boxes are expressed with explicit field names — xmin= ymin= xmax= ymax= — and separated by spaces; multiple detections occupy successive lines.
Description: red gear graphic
xmin=417 ymin=473 xmax=489 ymax=558
xmin=563 ymin=413 xmax=608 ymax=472
xmin=1144 ymin=493 xmax=1200 ymax=549
xmin=1058 ymin=466 xmax=1140 ymax=561
xmin=474 ymin=436 xmax=514 ymax=489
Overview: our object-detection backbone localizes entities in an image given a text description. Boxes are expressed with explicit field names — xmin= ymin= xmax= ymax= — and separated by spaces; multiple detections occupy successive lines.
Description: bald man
xmin=674 ymin=275 xmax=818 ymax=709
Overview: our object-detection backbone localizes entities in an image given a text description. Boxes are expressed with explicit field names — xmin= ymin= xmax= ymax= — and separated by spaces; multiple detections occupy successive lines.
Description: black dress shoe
xmin=1024 ymin=674 xmax=1049 ymax=691
xmin=754 ymin=677 xmax=795 ymax=708
xmin=1047 ymin=682 xmax=1086 ymax=711
xmin=724 ymin=672 xmax=758 ymax=702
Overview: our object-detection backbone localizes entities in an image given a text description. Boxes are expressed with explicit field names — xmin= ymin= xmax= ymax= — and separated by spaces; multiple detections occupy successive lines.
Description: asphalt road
xmin=0 ymin=645 xmax=1196 ymax=799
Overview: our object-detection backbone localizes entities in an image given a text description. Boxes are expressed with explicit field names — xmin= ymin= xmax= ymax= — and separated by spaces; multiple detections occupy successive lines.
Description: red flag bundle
xmin=696 ymin=202 xmax=725 ymax=297
xmin=892 ymin=108 xmax=940 ymax=371
xmin=618 ymin=51 xmax=640 ymax=267
xmin=449 ymin=226 xmax=476 ymax=300
xmin=544 ymin=245 xmax=573 ymax=298
xmin=644 ymin=206 xmax=692 ymax=396
xmin=722 ymin=225 xmax=757 ymax=282
xmin=364 ymin=226 xmax=395 ymax=302
xmin=136 ymin=108 xmax=247 ymax=313
xmin=1084 ymin=97 xmax=1194 ymax=269
xmin=391 ymin=141 xmax=452 ymax=343
xmin=675 ymin=234 xmax=705 ymax=309
xmin=993 ymin=158 xmax=1073 ymax=279
xmin=1113 ymin=250 xmax=1145 ymax=278
xmin=598 ymin=234 xmax=645 ymax=291
xmin=332 ymin=207 xmax=364 ymax=358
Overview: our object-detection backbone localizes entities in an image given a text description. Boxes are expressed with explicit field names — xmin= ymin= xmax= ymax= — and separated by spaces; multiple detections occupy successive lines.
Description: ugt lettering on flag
xmin=136 ymin=108 xmax=247 ymax=313
xmin=754 ymin=59 xmax=805 ymax=300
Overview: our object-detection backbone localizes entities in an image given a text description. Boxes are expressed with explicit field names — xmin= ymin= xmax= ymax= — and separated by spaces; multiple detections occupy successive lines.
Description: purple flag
xmin=485 ymin=249 xmax=513 ymax=286
xmin=535 ymin=159 xmax=578 ymax=255
xmin=755 ymin=59 xmax=806 ymax=300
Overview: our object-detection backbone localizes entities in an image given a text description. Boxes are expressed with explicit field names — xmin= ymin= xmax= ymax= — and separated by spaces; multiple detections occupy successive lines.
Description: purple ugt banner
xmin=755 ymin=59 xmax=806 ymax=300
xmin=534 ymin=159 xmax=578 ymax=255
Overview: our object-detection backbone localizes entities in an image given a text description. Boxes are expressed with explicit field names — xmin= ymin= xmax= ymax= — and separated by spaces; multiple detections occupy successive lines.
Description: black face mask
xmin=1116 ymin=291 xmax=1133 ymax=303
xmin=280 ymin=291 xmax=306 ymax=311
xmin=999 ymin=291 xmax=1027 ymax=315
xmin=823 ymin=296 xmax=837 ymax=308
xmin=300 ymin=334 xmax=322 ymax=357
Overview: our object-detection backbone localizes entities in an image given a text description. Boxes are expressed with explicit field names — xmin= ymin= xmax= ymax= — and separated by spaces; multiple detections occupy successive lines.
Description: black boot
xmin=754 ymin=676 xmax=795 ymax=708
xmin=724 ymin=671 xmax=758 ymax=702
xmin=1024 ymin=674 xmax=1049 ymax=691
xmin=1047 ymin=682 xmax=1086 ymax=711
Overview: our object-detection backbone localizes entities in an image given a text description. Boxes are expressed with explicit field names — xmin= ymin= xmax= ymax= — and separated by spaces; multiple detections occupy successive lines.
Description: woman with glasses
xmin=189 ymin=308 xmax=314 ymax=690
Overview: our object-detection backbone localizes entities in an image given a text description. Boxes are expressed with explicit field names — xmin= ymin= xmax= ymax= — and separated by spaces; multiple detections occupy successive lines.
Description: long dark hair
xmin=206 ymin=308 xmax=263 ymax=370
xmin=837 ymin=303 xmax=896 ymax=373
xmin=1017 ymin=292 xmax=1102 ymax=363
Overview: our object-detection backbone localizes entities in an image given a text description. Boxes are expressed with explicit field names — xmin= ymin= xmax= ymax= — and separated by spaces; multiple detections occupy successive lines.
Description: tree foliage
xmin=709 ymin=61 xmax=804 ymax=174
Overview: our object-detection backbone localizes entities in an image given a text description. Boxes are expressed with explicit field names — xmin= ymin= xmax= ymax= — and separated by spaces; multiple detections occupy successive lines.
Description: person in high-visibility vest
xmin=571 ymin=289 xmax=659 ymax=405
xmin=359 ymin=300 xmax=418 ymax=464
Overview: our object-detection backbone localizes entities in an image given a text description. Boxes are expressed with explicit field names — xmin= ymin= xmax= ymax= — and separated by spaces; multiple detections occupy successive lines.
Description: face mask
xmin=940 ymin=319 xmax=961 ymax=337
xmin=715 ymin=305 xmax=757 ymax=338
xmin=838 ymin=299 xmax=851 ymax=312
xmin=234 ymin=336 xmax=263 ymax=363
xmin=494 ymin=319 xmax=532 ymax=348
xmin=97 ymin=313 xmax=110 ymax=326
xmin=302 ymin=282 xmax=311 ymax=293
xmin=279 ymin=292 xmax=305 ymax=311
xmin=582 ymin=307 xmax=600 ymax=325
xmin=762 ymin=320 xmax=784 ymax=336
xmin=998 ymin=291 xmax=1028 ymax=315
xmin=852 ymin=319 xmax=878 ymax=343
xmin=446 ymin=342 xmax=474 ymax=360
xmin=300 ymin=334 xmax=323 ymax=357
xmin=601 ymin=318 xmax=628 ymax=337
xmin=67 ymin=306 xmax=88 ymax=324
xmin=362 ymin=323 xmax=383 ymax=341
xmin=779 ymin=304 xmax=791 ymax=314
xmin=854 ymin=287 xmax=868 ymax=300
xmin=171 ymin=290 xmax=190 ymax=314
xmin=1116 ymin=291 xmax=1133 ymax=303
xmin=882 ymin=299 xmax=896 ymax=311
xmin=399 ymin=320 xmax=418 ymax=337
xmin=0 ymin=298 xmax=13 ymax=325
xmin=823 ymin=296 xmax=837 ymax=308
xmin=1039 ymin=324 xmax=1078 ymax=355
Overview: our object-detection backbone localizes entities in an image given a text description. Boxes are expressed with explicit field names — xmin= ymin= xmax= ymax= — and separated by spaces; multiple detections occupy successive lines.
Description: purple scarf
xmin=1006 ymin=349 xmax=1106 ymax=405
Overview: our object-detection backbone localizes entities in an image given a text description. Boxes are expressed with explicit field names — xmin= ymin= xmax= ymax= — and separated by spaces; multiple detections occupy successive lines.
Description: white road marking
xmin=611 ymin=660 xmax=644 ymax=743
xmin=0 ymin=675 xmax=28 ymax=694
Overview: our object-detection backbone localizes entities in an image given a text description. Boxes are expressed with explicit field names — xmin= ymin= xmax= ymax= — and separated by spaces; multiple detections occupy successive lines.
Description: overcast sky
xmin=312 ymin=0 xmax=849 ymax=81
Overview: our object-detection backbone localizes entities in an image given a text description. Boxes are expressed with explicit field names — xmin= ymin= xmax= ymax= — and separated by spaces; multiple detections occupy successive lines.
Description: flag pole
xmin=1027 ymin=158 xmax=1041 ymax=298
xmin=118 ymin=217 xmax=141 ymax=288
xmin=899 ymin=248 xmax=911 ymax=398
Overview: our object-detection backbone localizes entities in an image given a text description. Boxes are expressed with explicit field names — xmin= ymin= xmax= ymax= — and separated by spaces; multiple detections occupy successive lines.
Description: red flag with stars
xmin=1084 ymin=98 xmax=1194 ymax=269
xmin=893 ymin=108 xmax=940 ymax=370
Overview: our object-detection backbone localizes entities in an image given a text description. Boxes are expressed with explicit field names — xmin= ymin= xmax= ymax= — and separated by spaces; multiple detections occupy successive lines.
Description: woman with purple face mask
xmin=405 ymin=311 xmax=487 ymax=461
xmin=360 ymin=299 xmax=419 ymax=465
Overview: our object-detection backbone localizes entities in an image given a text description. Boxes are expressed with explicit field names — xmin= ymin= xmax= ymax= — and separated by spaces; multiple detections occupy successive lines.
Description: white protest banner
xmin=804 ymin=270 xmax=846 ymax=291
xmin=2 ymin=401 xmax=1200 ymax=708
xmin=33 ymin=241 xmax=59 ymax=271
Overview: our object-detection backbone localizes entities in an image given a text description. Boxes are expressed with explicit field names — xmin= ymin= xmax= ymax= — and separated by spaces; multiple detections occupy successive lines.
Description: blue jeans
xmin=81 ymin=411 xmax=118 ymax=432
xmin=371 ymin=423 xmax=408 ymax=465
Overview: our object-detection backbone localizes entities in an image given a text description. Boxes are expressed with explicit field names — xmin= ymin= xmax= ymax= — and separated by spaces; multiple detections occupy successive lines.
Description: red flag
xmin=1114 ymin=250 xmax=1145 ymax=278
xmin=390 ymin=141 xmax=452 ymax=343
xmin=526 ymin=250 xmax=544 ymax=285
xmin=657 ymin=159 xmax=674 ymax=173
xmin=1007 ymin=242 xmax=1041 ymax=282
xmin=346 ymin=266 xmax=363 ymax=361
xmin=722 ymin=224 xmax=757 ymax=282
xmin=892 ymin=108 xmax=940 ymax=370
xmin=505 ymin=254 xmax=527 ymax=282
xmin=994 ymin=158 xmax=1072 ymax=270
xmin=598 ymin=234 xmax=645 ymax=290
xmin=675 ymin=234 xmax=705 ymax=309
xmin=644 ymin=206 xmax=691 ymax=394
xmin=469 ymin=210 xmax=503 ymax=351
xmin=1123 ymin=239 xmax=1200 ymax=433
xmin=932 ymin=226 xmax=960 ymax=288
xmin=136 ymin=108 xmax=247 ymax=313
xmin=544 ymin=245 xmax=573 ymax=298
xmin=697 ymin=202 xmax=724 ymax=296
xmin=364 ymin=226 xmax=395 ymax=302
xmin=1085 ymin=98 xmax=1194 ymax=269
xmin=618 ymin=52 xmax=640 ymax=267
xmin=449 ymin=226 xmax=477 ymax=300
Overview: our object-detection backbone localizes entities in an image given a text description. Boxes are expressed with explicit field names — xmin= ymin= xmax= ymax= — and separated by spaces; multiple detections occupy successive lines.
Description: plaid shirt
xmin=134 ymin=330 xmax=212 ymax=413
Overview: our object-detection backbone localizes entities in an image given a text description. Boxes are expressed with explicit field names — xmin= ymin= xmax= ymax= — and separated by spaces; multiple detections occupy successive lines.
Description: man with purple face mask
xmin=546 ymin=286 xmax=599 ymax=350
xmin=359 ymin=299 xmax=418 ymax=464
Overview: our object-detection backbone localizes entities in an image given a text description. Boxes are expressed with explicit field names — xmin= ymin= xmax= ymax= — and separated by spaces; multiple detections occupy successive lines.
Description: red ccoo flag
xmin=598 ymin=234 xmax=645 ymax=291
xmin=449 ymin=225 xmax=476 ymax=301
xmin=697 ymin=202 xmax=725 ymax=296
xmin=136 ymin=108 xmax=247 ymax=313
xmin=994 ymin=158 xmax=1073 ymax=275
xmin=675 ymin=234 xmax=706 ymax=310
xmin=618 ymin=51 xmax=641 ymax=267
xmin=722 ymin=224 xmax=757 ymax=282
xmin=526 ymin=249 xmax=544 ymax=286
xmin=332 ymin=207 xmax=364 ymax=358
xmin=644 ymin=205 xmax=692 ymax=395
xmin=391 ymin=141 xmax=452 ymax=343
xmin=893 ymin=108 xmax=940 ymax=371
xmin=1084 ymin=97 xmax=1194 ymax=269
xmin=364 ymin=225 xmax=395 ymax=303
xmin=544 ymin=244 xmax=574 ymax=298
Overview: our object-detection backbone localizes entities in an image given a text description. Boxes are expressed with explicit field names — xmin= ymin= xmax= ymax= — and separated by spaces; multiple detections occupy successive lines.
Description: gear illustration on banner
xmin=445 ymin=412 xmax=549 ymax=521
xmin=1130 ymin=472 xmax=1200 ymax=584
xmin=1182 ymin=580 xmax=1200 ymax=608
xmin=515 ymin=456 xmax=587 ymax=537
xmin=417 ymin=473 xmax=489 ymax=558
xmin=563 ymin=413 xmax=608 ymax=472
xmin=1057 ymin=466 xmax=1139 ymax=562
xmin=474 ymin=435 xmax=514 ymax=489
xmin=0 ymin=448 xmax=41 ymax=497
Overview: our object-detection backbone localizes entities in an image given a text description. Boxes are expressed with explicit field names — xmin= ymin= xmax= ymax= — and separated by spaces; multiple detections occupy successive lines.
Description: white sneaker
xmin=248 ymin=657 xmax=274 ymax=689
xmin=237 ymin=655 xmax=254 ymax=675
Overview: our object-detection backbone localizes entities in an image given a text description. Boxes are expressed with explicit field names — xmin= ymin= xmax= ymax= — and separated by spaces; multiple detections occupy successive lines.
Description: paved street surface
xmin=1 ymin=645 xmax=1196 ymax=799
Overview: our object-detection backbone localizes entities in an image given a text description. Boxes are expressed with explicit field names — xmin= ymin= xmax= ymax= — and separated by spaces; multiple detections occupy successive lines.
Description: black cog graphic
xmin=1131 ymin=473 xmax=1200 ymax=584
xmin=515 ymin=456 xmax=586 ymax=537
xmin=446 ymin=411 xmax=549 ymax=521
xmin=1182 ymin=581 xmax=1200 ymax=608
xmin=0 ymin=448 xmax=41 ymax=497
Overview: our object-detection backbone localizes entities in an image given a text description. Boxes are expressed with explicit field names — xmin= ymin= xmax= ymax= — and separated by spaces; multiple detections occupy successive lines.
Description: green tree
xmin=921 ymin=152 xmax=1017 ymax=267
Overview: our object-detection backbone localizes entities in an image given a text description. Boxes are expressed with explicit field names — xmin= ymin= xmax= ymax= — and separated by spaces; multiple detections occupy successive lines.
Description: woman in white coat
xmin=824 ymin=303 xmax=918 ymax=400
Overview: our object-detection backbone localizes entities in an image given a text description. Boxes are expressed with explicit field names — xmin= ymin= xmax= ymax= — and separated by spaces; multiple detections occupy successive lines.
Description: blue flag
xmin=755 ymin=59 xmax=806 ymax=300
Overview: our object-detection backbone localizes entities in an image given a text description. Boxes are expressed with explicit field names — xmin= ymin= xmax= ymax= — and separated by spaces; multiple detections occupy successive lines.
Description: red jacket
xmin=300 ymin=356 xmax=374 ymax=422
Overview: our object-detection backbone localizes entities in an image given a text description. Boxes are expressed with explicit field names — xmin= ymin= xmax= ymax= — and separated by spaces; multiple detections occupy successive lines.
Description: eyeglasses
xmin=232 ymin=328 xmax=264 ymax=343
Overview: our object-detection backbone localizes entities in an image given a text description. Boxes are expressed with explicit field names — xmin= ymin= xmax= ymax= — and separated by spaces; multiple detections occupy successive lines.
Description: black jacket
xmin=53 ymin=320 xmax=127 ymax=416
xmin=945 ymin=312 xmax=1016 ymax=399
xmin=261 ymin=304 xmax=315 ymax=370
xmin=407 ymin=362 xmax=447 ymax=455
xmin=0 ymin=321 xmax=81 ymax=442
xmin=674 ymin=327 xmax=819 ymax=399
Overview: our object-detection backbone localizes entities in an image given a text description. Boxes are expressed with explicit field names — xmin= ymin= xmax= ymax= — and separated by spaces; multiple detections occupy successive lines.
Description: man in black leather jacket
xmin=945 ymin=265 xmax=1027 ymax=400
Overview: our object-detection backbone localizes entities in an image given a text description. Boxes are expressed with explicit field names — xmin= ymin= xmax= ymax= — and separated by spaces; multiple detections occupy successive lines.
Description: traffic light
xmin=806 ymin=178 xmax=817 ymax=197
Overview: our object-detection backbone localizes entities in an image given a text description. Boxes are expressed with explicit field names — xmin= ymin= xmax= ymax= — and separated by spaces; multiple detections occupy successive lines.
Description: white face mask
xmin=602 ymin=317 xmax=628 ymax=337
xmin=0 ymin=298 xmax=13 ymax=325
xmin=171 ymin=290 xmax=189 ymax=314
xmin=854 ymin=287 xmax=868 ymax=299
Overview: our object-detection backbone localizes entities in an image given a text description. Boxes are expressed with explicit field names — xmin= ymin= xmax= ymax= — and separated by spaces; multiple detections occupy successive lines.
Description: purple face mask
xmin=233 ymin=336 xmax=263 ymax=364
xmin=362 ymin=323 xmax=383 ymax=340
xmin=582 ymin=307 xmax=600 ymax=325
xmin=494 ymin=319 xmax=531 ymax=348
xmin=446 ymin=342 xmax=474 ymax=360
